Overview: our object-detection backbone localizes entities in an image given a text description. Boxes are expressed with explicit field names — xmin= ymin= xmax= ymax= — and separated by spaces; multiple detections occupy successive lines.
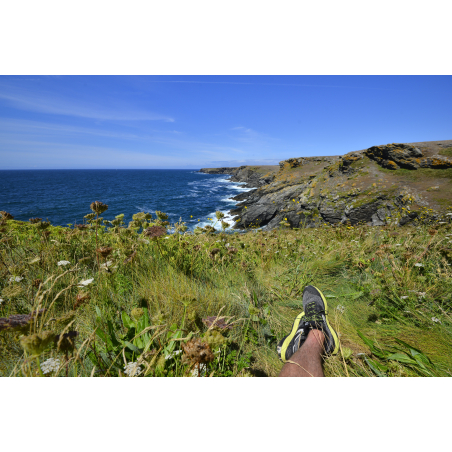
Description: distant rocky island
xmin=200 ymin=140 xmax=452 ymax=230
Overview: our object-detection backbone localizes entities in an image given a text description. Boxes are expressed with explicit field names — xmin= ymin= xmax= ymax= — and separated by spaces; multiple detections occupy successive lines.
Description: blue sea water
xmin=0 ymin=170 xmax=252 ymax=231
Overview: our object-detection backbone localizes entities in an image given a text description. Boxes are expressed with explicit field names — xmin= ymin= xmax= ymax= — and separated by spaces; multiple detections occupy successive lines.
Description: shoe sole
xmin=279 ymin=311 xmax=305 ymax=362
xmin=309 ymin=285 xmax=340 ymax=355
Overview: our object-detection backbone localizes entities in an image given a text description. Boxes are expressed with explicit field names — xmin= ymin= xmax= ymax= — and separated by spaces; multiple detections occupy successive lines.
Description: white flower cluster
xmin=414 ymin=263 xmax=424 ymax=267
xmin=57 ymin=260 xmax=71 ymax=266
xmin=9 ymin=276 xmax=23 ymax=282
xmin=100 ymin=260 xmax=113 ymax=269
xmin=336 ymin=305 xmax=345 ymax=314
xmin=165 ymin=350 xmax=182 ymax=360
xmin=78 ymin=278 xmax=94 ymax=287
xmin=124 ymin=362 xmax=142 ymax=377
xmin=432 ymin=317 xmax=441 ymax=324
xmin=40 ymin=358 xmax=60 ymax=375
xmin=191 ymin=363 xmax=206 ymax=377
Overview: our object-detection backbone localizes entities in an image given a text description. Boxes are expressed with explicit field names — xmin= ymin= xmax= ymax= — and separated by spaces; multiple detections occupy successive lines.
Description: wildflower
xmin=9 ymin=276 xmax=24 ymax=282
xmin=336 ymin=305 xmax=345 ymax=313
xmin=395 ymin=244 xmax=402 ymax=246
xmin=414 ymin=263 xmax=424 ymax=267
xmin=164 ymin=350 xmax=182 ymax=360
xmin=96 ymin=247 xmax=113 ymax=258
xmin=124 ymin=362 xmax=143 ymax=376
xmin=191 ymin=363 xmax=207 ymax=377
xmin=100 ymin=260 xmax=113 ymax=269
xmin=0 ymin=211 xmax=14 ymax=220
xmin=182 ymin=338 xmax=214 ymax=366
xmin=190 ymin=215 xmax=193 ymax=218
xmin=40 ymin=358 xmax=61 ymax=375
xmin=74 ymin=292 xmax=90 ymax=309
xmin=417 ymin=292 xmax=426 ymax=298
xmin=401 ymin=296 xmax=409 ymax=300
xmin=78 ymin=278 xmax=94 ymax=287
xmin=0 ymin=298 xmax=3 ymax=305
xmin=90 ymin=201 xmax=108 ymax=214
xmin=143 ymin=225 xmax=166 ymax=239
xmin=432 ymin=317 xmax=441 ymax=324
xmin=57 ymin=260 xmax=71 ymax=266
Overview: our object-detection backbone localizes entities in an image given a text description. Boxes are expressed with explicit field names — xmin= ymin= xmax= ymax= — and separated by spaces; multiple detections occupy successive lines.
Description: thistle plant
xmin=0 ymin=211 xmax=14 ymax=220
xmin=89 ymin=201 xmax=108 ymax=268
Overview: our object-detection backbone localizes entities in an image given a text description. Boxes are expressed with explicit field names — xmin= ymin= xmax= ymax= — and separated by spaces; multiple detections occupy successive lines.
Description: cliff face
xmin=202 ymin=140 xmax=452 ymax=230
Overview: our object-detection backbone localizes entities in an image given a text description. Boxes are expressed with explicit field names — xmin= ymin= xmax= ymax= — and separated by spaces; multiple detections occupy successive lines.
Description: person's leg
xmin=279 ymin=329 xmax=325 ymax=377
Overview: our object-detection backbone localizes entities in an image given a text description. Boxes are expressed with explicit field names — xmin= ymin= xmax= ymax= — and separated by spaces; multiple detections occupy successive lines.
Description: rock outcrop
xmin=201 ymin=140 xmax=452 ymax=230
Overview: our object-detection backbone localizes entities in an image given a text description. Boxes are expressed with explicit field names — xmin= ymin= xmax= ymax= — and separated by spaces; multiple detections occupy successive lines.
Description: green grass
xmin=439 ymin=147 xmax=452 ymax=157
xmin=379 ymin=166 xmax=452 ymax=181
xmin=1 ymin=208 xmax=452 ymax=377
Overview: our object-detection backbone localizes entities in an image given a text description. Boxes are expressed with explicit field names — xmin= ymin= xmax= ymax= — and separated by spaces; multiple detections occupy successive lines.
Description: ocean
xmin=0 ymin=170 xmax=252 ymax=231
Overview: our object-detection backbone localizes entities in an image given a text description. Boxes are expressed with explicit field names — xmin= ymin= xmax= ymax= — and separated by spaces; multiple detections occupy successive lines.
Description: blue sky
xmin=0 ymin=75 xmax=451 ymax=169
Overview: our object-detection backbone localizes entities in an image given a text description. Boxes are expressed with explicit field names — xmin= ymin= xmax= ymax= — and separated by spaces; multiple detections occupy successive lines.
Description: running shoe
xmin=277 ymin=311 xmax=308 ymax=362
xmin=302 ymin=285 xmax=339 ymax=355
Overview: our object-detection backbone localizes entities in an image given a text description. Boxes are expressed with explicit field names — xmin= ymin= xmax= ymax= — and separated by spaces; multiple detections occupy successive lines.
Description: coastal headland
xmin=200 ymin=140 xmax=452 ymax=230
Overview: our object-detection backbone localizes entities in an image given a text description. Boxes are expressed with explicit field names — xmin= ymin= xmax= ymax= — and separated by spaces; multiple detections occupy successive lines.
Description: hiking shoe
xmin=302 ymin=285 xmax=339 ymax=355
xmin=277 ymin=311 xmax=308 ymax=362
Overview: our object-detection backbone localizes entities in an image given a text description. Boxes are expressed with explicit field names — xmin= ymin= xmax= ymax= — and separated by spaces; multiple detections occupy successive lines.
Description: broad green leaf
xmin=121 ymin=312 xmax=134 ymax=329
xmin=364 ymin=358 xmax=388 ymax=377
xmin=394 ymin=338 xmax=433 ymax=365
xmin=95 ymin=328 xmax=112 ymax=347
xmin=107 ymin=320 xmax=121 ymax=347
xmin=387 ymin=353 xmax=417 ymax=365
xmin=124 ymin=341 xmax=142 ymax=354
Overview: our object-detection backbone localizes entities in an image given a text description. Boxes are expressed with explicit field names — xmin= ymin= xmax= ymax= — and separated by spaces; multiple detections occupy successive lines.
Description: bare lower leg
xmin=279 ymin=329 xmax=325 ymax=377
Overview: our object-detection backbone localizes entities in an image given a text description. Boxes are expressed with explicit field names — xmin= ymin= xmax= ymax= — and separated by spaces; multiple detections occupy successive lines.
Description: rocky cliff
xmin=202 ymin=140 xmax=452 ymax=230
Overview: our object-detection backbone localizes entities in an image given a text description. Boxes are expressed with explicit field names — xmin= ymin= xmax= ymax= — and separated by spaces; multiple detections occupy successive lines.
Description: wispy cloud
xmin=0 ymin=83 xmax=174 ymax=122
xmin=145 ymin=80 xmax=398 ymax=91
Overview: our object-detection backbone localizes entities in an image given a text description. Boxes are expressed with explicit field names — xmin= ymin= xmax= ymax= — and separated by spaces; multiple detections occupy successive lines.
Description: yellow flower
xmin=284 ymin=218 xmax=287 ymax=221
xmin=190 ymin=215 xmax=193 ymax=218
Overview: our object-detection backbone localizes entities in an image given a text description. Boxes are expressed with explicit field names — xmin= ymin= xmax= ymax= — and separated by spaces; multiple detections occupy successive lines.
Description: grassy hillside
xmin=1 ymin=206 xmax=452 ymax=377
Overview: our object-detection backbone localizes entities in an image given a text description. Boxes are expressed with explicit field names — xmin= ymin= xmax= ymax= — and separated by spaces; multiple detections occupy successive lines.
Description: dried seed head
xmin=29 ymin=217 xmax=42 ymax=224
xmin=227 ymin=247 xmax=238 ymax=255
xmin=210 ymin=248 xmax=221 ymax=257
xmin=0 ymin=211 xmax=14 ymax=220
xmin=143 ymin=225 xmax=167 ymax=239
xmin=96 ymin=246 xmax=113 ymax=258
xmin=74 ymin=224 xmax=88 ymax=230
xmin=74 ymin=292 xmax=90 ymax=309
xmin=90 ymin=201 xmax=108 ymax=215
xmin=32 ymin=278 xmax=43 ymax=289
xmin=182 ymin=338 xmax=214 ymax=365
xmin=202 ymin=316 xmax=233 ymax=330
xmin=123 ymin=250 xmax=137 ymax=265
xmin=35 ymin=220 xmax=51 ymax=230
xmin=54 ymin=331 xmax=79 ymax=354
xmin=215 ymin=211 xmax=225 ymax=220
